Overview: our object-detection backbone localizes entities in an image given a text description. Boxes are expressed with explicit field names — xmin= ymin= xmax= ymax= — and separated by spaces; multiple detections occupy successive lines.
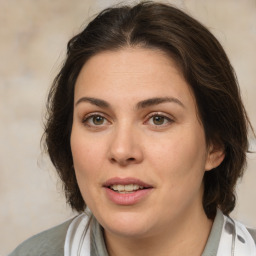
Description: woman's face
xmin=71 ymin=48 xmax=220 ymax=239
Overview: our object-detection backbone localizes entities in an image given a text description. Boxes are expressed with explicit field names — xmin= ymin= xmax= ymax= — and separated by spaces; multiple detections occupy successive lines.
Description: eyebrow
xmin=75 ymin=97 xmax=110 ymax=108
xmin=136 ymin=97 xmax=185 ymax=109
xmin=75 ymin=96 xmax=184 ymax=109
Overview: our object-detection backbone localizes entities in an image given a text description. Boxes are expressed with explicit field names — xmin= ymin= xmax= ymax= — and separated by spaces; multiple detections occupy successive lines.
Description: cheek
xmin=70 ymin=129 xmax=104 ymax=186
xmin=147 ymin=129 xmax=207 ymax=212
xmin=71 ymin=127 xmax=105 ymax=166
xmin=146 ymin=125 xmax=207 ymax=183
xmin=70 ymin=131 xmax=105 ymax=206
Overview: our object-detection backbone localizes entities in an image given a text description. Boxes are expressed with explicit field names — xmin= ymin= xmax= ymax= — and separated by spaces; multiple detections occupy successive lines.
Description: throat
xmin=102 ymin=209 xmax=213 ymax=256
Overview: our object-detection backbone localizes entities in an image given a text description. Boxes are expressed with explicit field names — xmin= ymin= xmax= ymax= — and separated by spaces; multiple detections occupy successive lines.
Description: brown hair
xmin=44 ymin=1 xmax=251 ymax=219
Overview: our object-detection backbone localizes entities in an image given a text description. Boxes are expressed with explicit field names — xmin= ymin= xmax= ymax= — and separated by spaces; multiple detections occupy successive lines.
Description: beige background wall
xmin=1 ymin=0 xmax=255 ymax=254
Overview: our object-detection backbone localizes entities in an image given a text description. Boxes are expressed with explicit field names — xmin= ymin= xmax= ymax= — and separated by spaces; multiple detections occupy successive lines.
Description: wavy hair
xmin=43 ymin=1 xmax=252 ymax=219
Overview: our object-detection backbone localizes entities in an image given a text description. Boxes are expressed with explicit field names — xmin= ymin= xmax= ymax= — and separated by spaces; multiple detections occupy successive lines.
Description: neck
xmin=104 ymin=205 xmax=213 ymax=256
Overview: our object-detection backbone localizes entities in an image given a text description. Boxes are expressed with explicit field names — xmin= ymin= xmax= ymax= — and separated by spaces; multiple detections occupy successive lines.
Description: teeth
xmin=125 ymin=184 xmax=136 ymax=191
xmin=110 ymin=184 xmax=144 ymax=192
xmin=117 ymin=185 xmax=124 ymax=191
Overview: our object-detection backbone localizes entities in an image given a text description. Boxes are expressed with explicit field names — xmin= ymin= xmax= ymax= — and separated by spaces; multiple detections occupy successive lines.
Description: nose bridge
xmin=108 ymin=119 xmax=142 ymax=165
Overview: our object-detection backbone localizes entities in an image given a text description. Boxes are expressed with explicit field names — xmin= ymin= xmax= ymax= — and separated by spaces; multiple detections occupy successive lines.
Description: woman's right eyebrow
xmin=75 ymin=97 xmax=110 ymax=108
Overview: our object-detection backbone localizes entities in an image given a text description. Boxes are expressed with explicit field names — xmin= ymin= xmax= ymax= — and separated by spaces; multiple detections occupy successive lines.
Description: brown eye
xmin=83 ymin=114 xmax=108 ymax=127
xmin=92 ymin=116 xmax=105 ymax=125
xmin=146 ymin=114 xmax=173 ymax=127
xmin=152 ymin=116 xmax=165 ymax=125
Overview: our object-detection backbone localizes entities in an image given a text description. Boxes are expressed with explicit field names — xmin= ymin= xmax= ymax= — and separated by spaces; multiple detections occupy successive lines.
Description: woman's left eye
xmin=147 ymin=114 xmax=173 ymax=126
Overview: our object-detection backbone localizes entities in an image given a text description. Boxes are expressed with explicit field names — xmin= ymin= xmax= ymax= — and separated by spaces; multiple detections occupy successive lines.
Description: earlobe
xmin=205 ymin=145 xmax=225 ymax=171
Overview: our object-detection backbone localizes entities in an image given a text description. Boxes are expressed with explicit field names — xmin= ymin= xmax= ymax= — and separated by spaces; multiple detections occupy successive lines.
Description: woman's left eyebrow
xmin=136 ymin=97 xmax=185 ymax=109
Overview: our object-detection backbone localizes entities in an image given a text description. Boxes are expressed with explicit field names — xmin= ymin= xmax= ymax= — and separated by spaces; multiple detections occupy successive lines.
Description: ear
xmin=205 ymin=143 xmax=225 ymax=171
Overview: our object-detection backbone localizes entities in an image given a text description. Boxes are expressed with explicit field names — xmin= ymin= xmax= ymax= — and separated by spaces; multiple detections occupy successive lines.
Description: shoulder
xmin=8 ymin=218 xmax=74 ymax=256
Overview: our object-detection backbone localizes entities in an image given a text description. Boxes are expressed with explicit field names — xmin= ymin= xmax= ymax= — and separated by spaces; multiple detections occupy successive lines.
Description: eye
xmin=151 ymin=116 xmax=166 ymax=125
xmin=83 ymin=114 xmax=109 ymax=127
xmin=146 ymin=113 xmax=173 ymax=126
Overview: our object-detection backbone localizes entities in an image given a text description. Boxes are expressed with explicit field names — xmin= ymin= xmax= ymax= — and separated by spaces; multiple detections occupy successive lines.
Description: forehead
xmin=74 ymin=47 xmax=195 ymax=107
xmin=77 ymin=47 xmax=181 ymax=79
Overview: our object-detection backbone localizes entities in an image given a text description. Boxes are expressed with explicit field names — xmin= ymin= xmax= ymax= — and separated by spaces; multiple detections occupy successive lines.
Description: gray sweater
xmin=9 ymin=219 xmax=73 ymax=256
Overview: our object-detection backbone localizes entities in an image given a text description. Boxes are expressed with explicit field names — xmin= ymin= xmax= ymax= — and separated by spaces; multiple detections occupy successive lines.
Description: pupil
xmin=93 ymin=116 xmax=104 ymax=125
xmin=153 ymin=116 xmax=164 ymax=125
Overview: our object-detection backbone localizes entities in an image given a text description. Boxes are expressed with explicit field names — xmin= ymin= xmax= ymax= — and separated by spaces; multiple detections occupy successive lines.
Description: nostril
xmin=127 ymin=157 xmax=135 ymax=162
xmin=110 ymin=158 xmax=117 ymax=163
xmin=110 ymin=157 xmax=136 ymax=165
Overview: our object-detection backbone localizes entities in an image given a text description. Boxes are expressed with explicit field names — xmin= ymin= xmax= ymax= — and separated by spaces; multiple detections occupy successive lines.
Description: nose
xmin=108 ymin=124 xmax=143 ymax=166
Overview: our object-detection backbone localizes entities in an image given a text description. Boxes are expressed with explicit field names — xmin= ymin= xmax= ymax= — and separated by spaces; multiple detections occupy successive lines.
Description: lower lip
xmin=104 ymin=187 xmax=153 ymax=205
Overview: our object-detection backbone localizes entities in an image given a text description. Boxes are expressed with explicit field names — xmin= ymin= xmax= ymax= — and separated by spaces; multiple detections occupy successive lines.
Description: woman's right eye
xmin=82 ymin=114 xmax=109 ymax=127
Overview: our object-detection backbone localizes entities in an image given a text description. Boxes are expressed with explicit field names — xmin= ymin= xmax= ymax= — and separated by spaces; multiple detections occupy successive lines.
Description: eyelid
xmin=144 ymin=112 xmax=174 ymax=125
xmin=82 ymin=112 xmax=111 ymax=126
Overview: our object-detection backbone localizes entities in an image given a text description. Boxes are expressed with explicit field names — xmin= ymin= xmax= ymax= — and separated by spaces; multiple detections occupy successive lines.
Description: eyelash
xmin=82 ymin=112 xmax=174 ymax=128
xmin=145 ymin=113 xmax=174 ymax=127
xmin=82 ymin=113 xmax=109 ymax=127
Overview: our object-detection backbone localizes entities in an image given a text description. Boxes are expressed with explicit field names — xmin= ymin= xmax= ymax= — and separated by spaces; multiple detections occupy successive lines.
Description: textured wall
xmin=1 ymin=0 xmax=256 ymax=254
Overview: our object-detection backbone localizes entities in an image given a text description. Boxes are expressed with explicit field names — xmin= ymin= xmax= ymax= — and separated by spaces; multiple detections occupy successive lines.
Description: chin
xmin=98 ymin=210 xmax=154 ymax=238
xmin=104 ymin=223 xmax=152 ymax=239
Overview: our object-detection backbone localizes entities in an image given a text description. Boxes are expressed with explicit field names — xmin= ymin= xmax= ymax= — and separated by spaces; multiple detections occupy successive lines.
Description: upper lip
xmin=103 ymin=177 xmax=153 ymax=188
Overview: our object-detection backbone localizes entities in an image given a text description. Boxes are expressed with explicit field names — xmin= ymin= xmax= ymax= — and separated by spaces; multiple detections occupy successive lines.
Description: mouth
xmin=109 ymin=184 xmax=147 ymax=193
xmin=103 ymin=177 xmax=153 ymax=205
xmin=103 ymin=177 xmax=153 ymax=194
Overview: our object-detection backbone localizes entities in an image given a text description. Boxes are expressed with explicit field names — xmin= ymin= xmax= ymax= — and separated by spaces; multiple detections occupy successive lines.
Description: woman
xmin=9 ymin=1 xmax=256 ymax=256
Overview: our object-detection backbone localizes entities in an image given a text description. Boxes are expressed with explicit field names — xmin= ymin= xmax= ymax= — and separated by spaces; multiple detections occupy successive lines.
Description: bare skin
xmin=71 ymin=47 xmax=224 ymax=256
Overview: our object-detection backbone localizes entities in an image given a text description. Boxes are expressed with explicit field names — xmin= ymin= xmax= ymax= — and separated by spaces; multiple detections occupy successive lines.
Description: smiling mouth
xmin=103 ymin=178 xmax=153 ymax=204
xmin=109 ymin=184 xmax=147 ymax=193
xmin=103 ymin=178 xmax=153 ymax=194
